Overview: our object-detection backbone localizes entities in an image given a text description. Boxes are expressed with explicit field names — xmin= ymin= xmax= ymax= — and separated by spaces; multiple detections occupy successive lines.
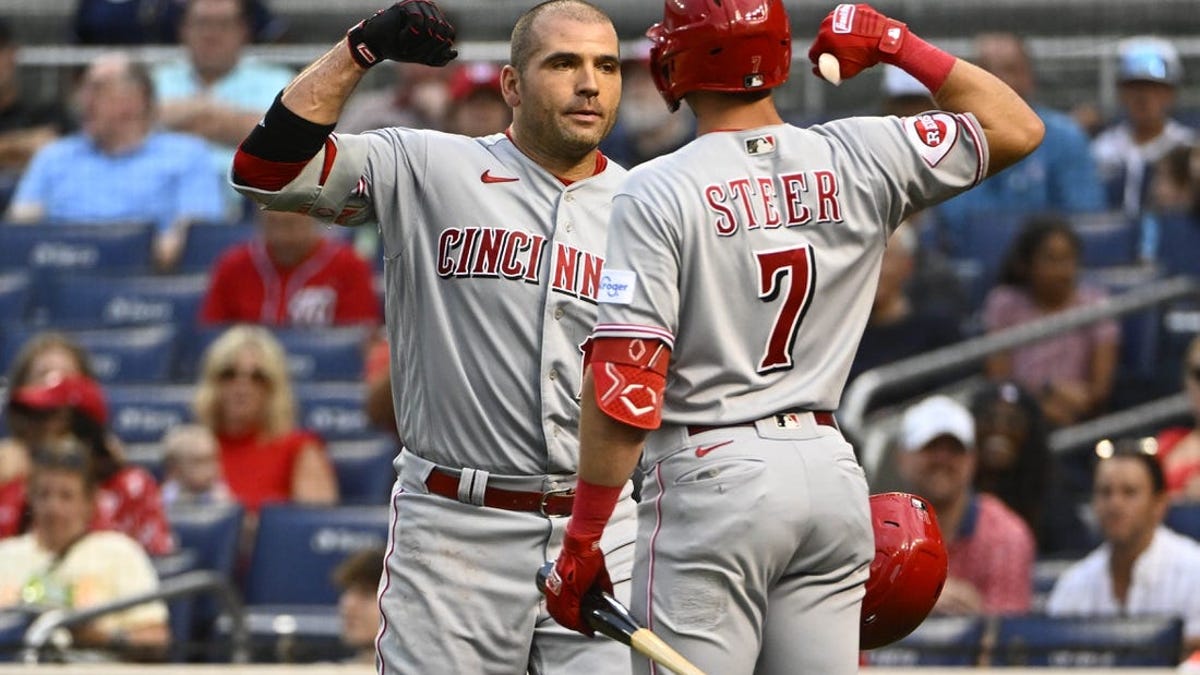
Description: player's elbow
xmin=1014 ymin=110 xmax=1045 ymax=160
xmin=985 ymin=112 xmax=1044 ymax=177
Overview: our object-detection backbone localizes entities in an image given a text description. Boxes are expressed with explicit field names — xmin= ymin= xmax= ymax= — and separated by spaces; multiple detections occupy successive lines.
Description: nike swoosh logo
xmin=481 ymin=170 xmax=520 ymax=184
xmin=695 ymin=440 xmax=733 ymax=458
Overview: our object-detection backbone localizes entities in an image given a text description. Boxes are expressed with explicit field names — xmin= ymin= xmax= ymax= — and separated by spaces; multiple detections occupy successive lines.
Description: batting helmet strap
xmin=860 ymin=492 xmax=949 ymax=650
xmin=647 ymin=0 xmax=792 ymax=111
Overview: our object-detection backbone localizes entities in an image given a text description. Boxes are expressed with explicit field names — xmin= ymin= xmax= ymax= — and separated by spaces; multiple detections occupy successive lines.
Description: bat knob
xmin=536 ymin=561 xmax=555 ymax=593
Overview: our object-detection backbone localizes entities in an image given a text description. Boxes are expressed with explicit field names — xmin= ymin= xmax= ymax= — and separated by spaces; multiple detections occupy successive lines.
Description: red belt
xmin=424 ymin=469 xmax=575 ymax=517
xmin=687 ymin=411 xmax=838 ymax=436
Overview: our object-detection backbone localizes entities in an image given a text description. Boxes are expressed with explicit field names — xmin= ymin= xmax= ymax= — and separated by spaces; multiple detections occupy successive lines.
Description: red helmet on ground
xmin=860 ymin=492 xmax=948 ymax=650
xmin=646 ymin=0 xmax=792 ymax=111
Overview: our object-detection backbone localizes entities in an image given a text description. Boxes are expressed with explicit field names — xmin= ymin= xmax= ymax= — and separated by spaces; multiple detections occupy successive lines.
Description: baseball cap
xmin=900 ymin=395 xmax=974 ymax=452
xmin=447 ymin=62 xmax=502 ymax=103
xmin=1117 ymin=37 xmax=1182 ymax=86
xmin=10 ymin=374 xmax=108 ymax=426
xmin=882 ymin=65 xmax=930 ymax=98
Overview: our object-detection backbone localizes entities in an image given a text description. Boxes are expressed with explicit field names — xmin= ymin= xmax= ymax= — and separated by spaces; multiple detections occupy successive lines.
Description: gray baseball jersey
xmin=588 ymin=112 xmax=985 ymax=674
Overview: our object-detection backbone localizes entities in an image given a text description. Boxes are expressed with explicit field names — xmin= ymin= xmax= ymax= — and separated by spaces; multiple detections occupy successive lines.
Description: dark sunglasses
xmin=217 ymin=366 xmax=270 ymax=385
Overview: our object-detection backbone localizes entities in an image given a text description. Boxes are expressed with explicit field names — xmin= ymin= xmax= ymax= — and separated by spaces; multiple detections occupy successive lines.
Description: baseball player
xmin=542 ymin=1 xmax=1043 ymax=673
xmin=229 ymin=1 xmax=638 ymax=673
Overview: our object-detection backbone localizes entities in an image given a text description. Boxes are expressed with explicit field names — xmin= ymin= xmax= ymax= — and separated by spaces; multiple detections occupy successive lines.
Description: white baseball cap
xmin=900 ymin=395 xmax=975 ymax=452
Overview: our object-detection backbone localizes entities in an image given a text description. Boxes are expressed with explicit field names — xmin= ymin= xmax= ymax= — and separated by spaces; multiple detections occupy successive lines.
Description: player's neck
xmin=508 ymin=126 xmax=599 ymax=182
xmin=690 ymin=94 xmax=783 ymax=136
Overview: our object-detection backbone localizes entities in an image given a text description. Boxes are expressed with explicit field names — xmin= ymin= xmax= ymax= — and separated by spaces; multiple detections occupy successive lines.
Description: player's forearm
xmin=281 ymin=40 xmax=368 ymax=126
xmin=577 ymin=372 xmax=647 ymax=488
xmin=933 ymin=59 xmax=1044 ymax=177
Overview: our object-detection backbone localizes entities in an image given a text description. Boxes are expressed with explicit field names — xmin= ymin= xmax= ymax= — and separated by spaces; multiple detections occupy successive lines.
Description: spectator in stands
xmin=1155 ymin=336 xmax=1200 ymax=501
xmin=897 ymin=395 xmax=1035 ymax=615
xmin=984 ymin=215 xmax=1120 ymax=427
xmin=970 ymin=380 xmax=1091 ymax=555
xmin=443 ymin=62 xmax=510 ymax=137
xmin=0 ymin=18 xmax=71 ymax=208
xmin=336 ymin=63 xmax=448 ymax=134
xmin=151 ymin=0 xmax=294 ymax=217
xmin=199 ymin=210 xmax=380 ymax=327
xmin=935 ymin=33 xmax=1104 ymax=241
xmin=880 ymin=64 xmax=934 ymax=118
xmin=7 ymin=373 xmax=175 ymax=555
xmin=0 ymin=441 xmax=169 ymax=658
xmin=601 ymin=46 xmax=692 ymax=168
xmin=74 ymin=0 xmax=284 ymax=45
xmin=1047 ymin=440 xmax=1200 ymax=658
xmin=332 ymin=546 xmax=385 ymax=664
xmin=193 ymin=324 xmax=338 ymax=513
xmin=1093 ymin=37 xmax=1195 ymax=220
xmin=160 ymin=424 xmax=232 ymax=507
xmin=849 ymin=224 xmax=962 ymax=395
xmin=5 ymin=51 xmax=223 ymax=269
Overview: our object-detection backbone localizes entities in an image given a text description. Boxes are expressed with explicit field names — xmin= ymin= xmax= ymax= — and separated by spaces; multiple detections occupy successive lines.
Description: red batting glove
xmin=808 ymin=3 xmax=909 ymax=82
xmin=543 ymin=531 xmax=613 ymax=636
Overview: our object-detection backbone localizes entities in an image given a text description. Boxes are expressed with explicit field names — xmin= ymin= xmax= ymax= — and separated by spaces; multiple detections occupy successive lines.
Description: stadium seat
xmin=43 ymin=274 xmax=208 ymax=332
xmin=1166 ymin=502 xmax=1200 ymax=541
xmin=1032 ymin=558 xmax=1077 ymax=612
xmin=1155 ymin=214 xmax=1200 ymax=278
xmin=942 ymin=212 xmax=1026 ymax=284
xmin=275 ymin=326 xmax=370 ymax=382
xmin=0 ymin=610 xmax=33 ymax=662
xmin=1082 ymin=265 xmax=1165 ymax=383
xmin=243 ymin=504 xmax=390 ymax=606
xmin=106 ymin=383 xmax=195 ymax=443
xmin=864 ymin=616 xmax=986 ymax=667
xmin=0 ymin=325 xmax=178 ymax=385
xmin=172 ymin=326 xmax=224 ymax=383
xmin=176 ymin=221 xmax=258 ymax=273
xmin=1073 ymin=212 xmax=1139 ymax=268
xmin=992 ymin=614 xmax=1183 ymax=667
xmin=236 ymin=604 xmax=347 ymax=664
xmin=0 ymin=272 xmax=31 ymax=322
xmin=0 ymin=221 xmax=155 ymax=272
xmin=168 ymin=503 xmax=245 ymax=662
xmin=328 ymin=437 xmax=398 ymax=505
xmin=297 ymin=382 xmax=373 ymax=441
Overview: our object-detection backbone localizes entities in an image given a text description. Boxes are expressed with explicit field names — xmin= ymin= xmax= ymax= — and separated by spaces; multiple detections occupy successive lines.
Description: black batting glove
xmin=347 ymin=0 xmax=457 ymax=69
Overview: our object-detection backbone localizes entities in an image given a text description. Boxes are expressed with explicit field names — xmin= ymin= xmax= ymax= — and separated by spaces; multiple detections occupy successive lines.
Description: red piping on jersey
xmin=317 ymin=137 xmax=338 ymax=186
xmin=503 ymin=127 xmax=608 ymax=185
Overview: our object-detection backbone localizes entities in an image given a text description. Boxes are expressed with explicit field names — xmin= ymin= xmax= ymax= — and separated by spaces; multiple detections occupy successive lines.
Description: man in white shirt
xmin=1046 ymin=441 xmax=1200 ymax=659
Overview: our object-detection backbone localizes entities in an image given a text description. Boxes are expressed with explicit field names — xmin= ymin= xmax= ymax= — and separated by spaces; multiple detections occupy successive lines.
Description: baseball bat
xmin=537 ymin=562 xmax=707 ymax=675
xmin=818 ymin=53 xmax=842 ymax=86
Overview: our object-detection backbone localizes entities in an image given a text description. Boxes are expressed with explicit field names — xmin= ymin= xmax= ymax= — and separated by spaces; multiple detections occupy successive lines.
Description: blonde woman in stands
xmin=192 ymin=324 xmax=337 ymax=514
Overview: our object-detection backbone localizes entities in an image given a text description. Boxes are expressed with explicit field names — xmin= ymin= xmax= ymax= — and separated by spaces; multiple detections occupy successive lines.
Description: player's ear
xmin=501 ymin=64 xmax=521 ymax=107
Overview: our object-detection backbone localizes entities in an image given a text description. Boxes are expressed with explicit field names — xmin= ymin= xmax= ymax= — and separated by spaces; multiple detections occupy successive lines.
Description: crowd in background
xmin=0 ymin=0 xmax=1199 ymax=664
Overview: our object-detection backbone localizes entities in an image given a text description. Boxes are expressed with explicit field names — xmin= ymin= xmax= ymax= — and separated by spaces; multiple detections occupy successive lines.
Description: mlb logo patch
xmin=745 ymin=134 xmax=776 ymax=156
xmin=744 ymin=73 xmax=766 ymax=89
xmin=775 ymin=412 xmax=804 ymax=428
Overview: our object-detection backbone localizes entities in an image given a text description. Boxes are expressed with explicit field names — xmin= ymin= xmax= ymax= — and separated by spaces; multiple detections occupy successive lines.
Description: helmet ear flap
xmin=646 ymin=24 xmax=680 ymax=112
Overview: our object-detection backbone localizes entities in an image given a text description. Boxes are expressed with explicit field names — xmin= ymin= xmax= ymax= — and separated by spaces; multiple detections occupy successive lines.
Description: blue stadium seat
xmin=1166 ymin=503 xmax=1200 ymax=541
xmin=1156 ymin=214 xmax=1200 ymax=278
xmin=43 ymin=274 xmax=208 ymax=331
xmin=168 ymin=503 xmax=245 ymax=662
xmin=0 ymin=272 xmax=31 ymax=322
xmin=0 ymin=221 xmax=155 ymax=272
xmin=243 ymin=504 xmax=389 ymax=606
xmin=106 ymin=383 xmax=195 ymax=443
xmin=328 ymin=438 xmax=398 ymax=505
xmin=275 ymin=326 xmax=370 ymax=382
xmin=297 ymin=382 xmax=373 ymax=441
xmin=172 ymin=326 xmax=224 ymax=383
xmin=0 ymin=610 xmax=33 ymax=663
xmin=238 ymin=604 xmax=346 ymax=663
xmin=1082 ymin=265 xmax=1166 ymax=382
xmin=176 ymin=221 xmax=257 ymax=273
xmin=865 ymin=616 xmax=986 ymax=667
xmin=942 ymin=211 xmax=1026 ymax=286
xmin=1032 ymin=558 xmax=1077 ymax=612
xmin=1073 ymin=212 xmax=1138 ymax=268
xmin=0 ymin=325 xmax=178 ymax=385
xmin=993 ymin=614 xmax=1183 ymax=667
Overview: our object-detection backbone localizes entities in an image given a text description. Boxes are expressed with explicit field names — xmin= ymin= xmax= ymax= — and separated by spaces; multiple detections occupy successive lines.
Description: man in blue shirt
xmin=936 ymin=33 xmax=1105 ymax=250
xmin=6 ymin=52 xmax=224 ymax=269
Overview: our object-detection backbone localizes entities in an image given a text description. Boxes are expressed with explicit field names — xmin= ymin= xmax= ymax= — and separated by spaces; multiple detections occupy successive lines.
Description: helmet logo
xmin=744 ymin=73 xmax=766 ymax=88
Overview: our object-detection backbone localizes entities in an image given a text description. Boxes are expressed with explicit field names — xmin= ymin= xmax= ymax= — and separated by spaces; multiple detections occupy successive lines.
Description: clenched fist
xmin=542 ymin=532 xmax=612 ymax=637
xmin=807 ymin=3 xmax=909 ymax=83
xmin=347 ymin=0 xmax=457 ymax=69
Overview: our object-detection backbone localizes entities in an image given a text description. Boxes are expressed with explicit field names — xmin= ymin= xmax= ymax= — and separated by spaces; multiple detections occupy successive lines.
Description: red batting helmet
xmin=646 ymin=0 xmax=792 ymax=111
xmin=860 ymin=492 xmax=948 ymax=650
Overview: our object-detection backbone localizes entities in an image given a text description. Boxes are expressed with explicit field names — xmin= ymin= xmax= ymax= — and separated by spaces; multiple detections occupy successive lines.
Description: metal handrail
xmin=1048 ymin=392 xmax=1192 ymax=455
xmin=841 ymin=275 xmax=1200 ymax=446
xmin=21 ymin=569 xmax=248 ymax=664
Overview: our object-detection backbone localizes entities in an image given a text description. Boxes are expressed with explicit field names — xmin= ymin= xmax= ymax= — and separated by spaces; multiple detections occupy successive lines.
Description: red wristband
xmin=566 ymin=478 xmax=623 ymax=542
xmin=889 ymin=33 xmax=956 ymax=95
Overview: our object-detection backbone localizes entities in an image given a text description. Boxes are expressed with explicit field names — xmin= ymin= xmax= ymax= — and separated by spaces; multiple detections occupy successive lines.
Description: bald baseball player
xmin=542 ymin=1 xmax=1043 ymax=673
xmin=229 ymin=1 xmax=638 ymax=673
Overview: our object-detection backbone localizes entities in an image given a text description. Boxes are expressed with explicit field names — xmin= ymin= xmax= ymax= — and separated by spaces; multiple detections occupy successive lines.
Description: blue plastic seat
xmin=328 ymin=438 xmax=398 ymax=505
xmin=1156 ymin=214 xmax=1200 ymax=278
xmin=1073 ymin=212 xmax=1138 ymax=268
xmin=105 ymin=383 xmax=195 ymax=443
xmin=1082 ymin=265 xmax=1165 ymax=382
xmin=993 ymin=614 xmax=1183 ymax=667
xmin=275 ymin=326 xmax=370 ymax=383
xmin=243 ymin=504 xmax=389 ymax=606
xmin=168 ymin=503 xmax=245 ymax=662
xmin=1166 ymin=503 xmax=1200 ymax=541
xmin=0 ymin=272 xmax=31 ymax=322
xmin=0 ymin=221 xmax=155 ymax=272
xmin=296 ymin=382 xmax=373 ymax=441
xmin=176 ymin=221 xmax=258 ymax=273
xmin=43 ymin=274 xmax=208 ymax=331
xmin=865 ymin=616 xmax=986 ymax=667
xmin=0 ymin=325 xmax=178 ymax=385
